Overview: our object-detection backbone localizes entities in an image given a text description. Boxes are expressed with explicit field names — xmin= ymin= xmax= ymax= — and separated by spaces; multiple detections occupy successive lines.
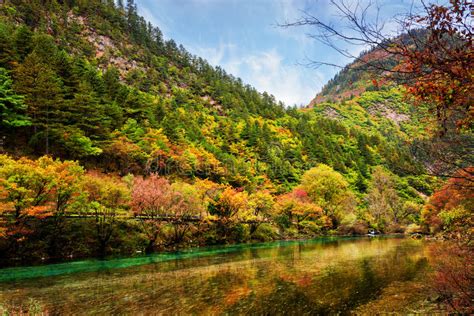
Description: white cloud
xmin=191 ymin=43 xmax=237 ymax=67
xmin=240 ymin=51 xmax=316 ymax=106
xmin=192 ymin=44 xmax=324 ymax=106
xmin=136 ymin=0 xmax=336 ymax=106
xmin=273 ymin=0 xmax=314 ymax=48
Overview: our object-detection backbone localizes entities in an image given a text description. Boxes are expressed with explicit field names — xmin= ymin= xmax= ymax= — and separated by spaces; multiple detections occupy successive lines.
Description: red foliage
xmin=428 ymin=242 xmax=474 ymax=313
xmin=429 ymin=168 xmax=474 ymax=211
xmin=399 ymin=0 xmax=473 ymax=133
xmin=293 ymin=188 xmax=309 ymax=200
xmin=131 ymin=174 xmax=181 ymax=218
xmin=424 ymin=167 xmax=473 ymax=233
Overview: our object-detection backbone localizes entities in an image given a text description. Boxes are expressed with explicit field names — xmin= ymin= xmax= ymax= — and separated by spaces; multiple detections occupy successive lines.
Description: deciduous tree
xmin=276 ymin=188 xmax=325 ymax=233
xmin=0 ymin=67 xmax=30 ymax=129
xmin=131 ymin=174 xmax=181 ymax=252
xmin=366 ymin=167 xmax=401 ymax=231
xmin=81 ymin=172 xmax=130 ymax=257
xmin=300 ymin=164 xmax=356 ymax=227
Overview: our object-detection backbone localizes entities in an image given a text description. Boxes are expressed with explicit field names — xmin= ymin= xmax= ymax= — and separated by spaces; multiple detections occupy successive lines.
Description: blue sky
xmin=136 ymin=0 xmax=433 ymax=106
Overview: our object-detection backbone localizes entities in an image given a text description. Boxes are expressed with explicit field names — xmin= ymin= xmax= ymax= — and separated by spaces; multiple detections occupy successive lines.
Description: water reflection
xmin=0 ymin=237 xmax=430 ymax=314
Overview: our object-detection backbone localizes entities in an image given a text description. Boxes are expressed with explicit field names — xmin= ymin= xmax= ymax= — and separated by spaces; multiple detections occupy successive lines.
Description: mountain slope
xmin=0 ymin=0 xmax=431 ymax=196
xmin=0 ymin=0 xmax=444 ymax=266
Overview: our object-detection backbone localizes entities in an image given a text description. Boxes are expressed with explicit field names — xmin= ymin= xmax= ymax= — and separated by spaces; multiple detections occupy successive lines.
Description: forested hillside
xmin=0 ymin=0 xmax=461 ymax=264
xmin=0 ymin=0 xmax=427 ymax=188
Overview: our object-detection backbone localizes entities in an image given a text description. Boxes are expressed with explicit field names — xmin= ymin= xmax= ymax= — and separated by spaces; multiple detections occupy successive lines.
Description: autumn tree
xmin=210 ymin=187 xmax=249 ymax=222
xmin=300 ymin=164 xmax=356 ymax=227
xmin=247 ymin=190 xmax=275 ymax=235
xmin=81 ymin=172 xmax=130 ymax=257
xmin=168 ymin=182 xmax=203 ymax=244
xmin=276 ymin=188 xmax=325 ymax=233
xmin=399 ymin=1 xmax=473 ymax=134
xmin=0 ymin=155 xmax=83 ymax=255
xmin=424 ymin=169 xmax=473 ymax=313
xmin=194 ymin=179 xmax=225 ymax=218
xmin=209 ymin=186 xmax=249 ymax=241
xmin=131 ymin=174 xmax=182 ymax=252
xmin=423 ymin=167 xmax=473 ymax=237
xmin=42 ymin=157 xmax=84 ymax=257
xmin=366 ymin=167 xmax=403 ymax=231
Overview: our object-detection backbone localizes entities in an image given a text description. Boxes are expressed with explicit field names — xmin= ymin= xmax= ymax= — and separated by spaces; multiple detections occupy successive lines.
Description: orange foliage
xmin=103 ymin=135 xmax=147 ymax=174
xmin=0 ymin=155 xmax=84 ymax=239
xmin=276 ymin=188 xmax=326 ymax=230
xmin=211 ymin=187 xmax=249 ymax=221
xmin=429 ymin=168 xmax=474 ymax=211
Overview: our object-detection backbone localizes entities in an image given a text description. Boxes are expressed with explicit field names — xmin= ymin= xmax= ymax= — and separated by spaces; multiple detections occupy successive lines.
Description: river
xmin=0 ymin=237 xmax=435 ymax=314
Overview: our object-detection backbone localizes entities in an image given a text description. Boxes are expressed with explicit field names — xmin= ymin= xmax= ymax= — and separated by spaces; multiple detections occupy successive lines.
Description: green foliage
xmin=0 ymin=67 xmax=30 ymax=128
xmin=301 ymin=164 xmax=356 ymax=225
xmin=252 ymin=223 xmax=278 ymax=241
xmin=0 ymin=0 xmax=426 ymax=198
xmin=59 ymin=127 xmax=103 ymax=158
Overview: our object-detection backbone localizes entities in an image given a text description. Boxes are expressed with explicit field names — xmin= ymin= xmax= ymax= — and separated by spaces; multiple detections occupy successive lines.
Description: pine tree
xmin=0 ymin=23 xmax=16 ymax=68
xmin=66 ymin=82 xmax=110 ymax=138
xmin=14 ymin=25 xmax=33 ymax=62
xmin=117 ymin=0 xmax=125 ymax=11
xmin=14 ymin=53 xmax=64 ymax=154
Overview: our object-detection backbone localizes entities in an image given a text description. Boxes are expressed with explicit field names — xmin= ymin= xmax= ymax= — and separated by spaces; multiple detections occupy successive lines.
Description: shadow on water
xmin=0 ymin=237 xmax=430 ymax=314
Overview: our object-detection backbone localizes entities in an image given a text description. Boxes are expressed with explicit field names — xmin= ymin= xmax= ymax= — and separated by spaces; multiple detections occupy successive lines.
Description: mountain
xmin=309 ymin=30 xmax=428 ymax=105
xmin=0 ymin=0 xmax=432 ymax=194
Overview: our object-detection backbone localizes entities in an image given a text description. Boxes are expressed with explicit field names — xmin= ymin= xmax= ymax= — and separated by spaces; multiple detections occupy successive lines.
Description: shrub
xmin=252 ymin=223 xmax=278 ymax=242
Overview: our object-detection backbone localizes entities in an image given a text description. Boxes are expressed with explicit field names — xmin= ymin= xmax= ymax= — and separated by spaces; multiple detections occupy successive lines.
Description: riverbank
xmin=0 ymin=216 xmax=406 ymax=269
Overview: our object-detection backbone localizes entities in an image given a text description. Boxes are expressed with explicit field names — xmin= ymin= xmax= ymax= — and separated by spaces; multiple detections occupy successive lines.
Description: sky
xmin=136 ymin=0 xmax=431 ymax=106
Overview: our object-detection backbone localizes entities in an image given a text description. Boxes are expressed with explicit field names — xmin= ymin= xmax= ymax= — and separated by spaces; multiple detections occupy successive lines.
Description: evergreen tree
xmin=66 ymin=82 xmax=110 ymax=138
xmin=14 ymin=53 xmax=64 ymax=154
xmin=14 ymin=25 xmax=33 ymax=62
xmin=117 ymin=0 xmax=125 ymax=10
xmin=0 ymin=23 xmax=16 ymax=68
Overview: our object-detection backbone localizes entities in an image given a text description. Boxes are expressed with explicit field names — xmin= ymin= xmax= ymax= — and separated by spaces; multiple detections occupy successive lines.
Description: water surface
xmin=0 ymin=237 xmax=431 ymax=314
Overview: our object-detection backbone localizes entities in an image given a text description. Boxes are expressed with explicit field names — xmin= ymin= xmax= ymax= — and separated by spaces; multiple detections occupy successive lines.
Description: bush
xmin=299 ymin=220 xmax=323 ymax=235
xmin=230 ymin=223 xmax=250 ymax=243
xmin=386 ymin=223 xmax=405 ymax=234
xmin=252 ymin=224 xmax=278 ymax=242
xmin=428 ymin=242 xmax=474 ymax=313
xmin=338 ymin=220 xmax=368 ymax=235
xmin=284 ymin=227 xmax=300 ymax=239
xmin=275 ymin=214 xmax=291 ymax=229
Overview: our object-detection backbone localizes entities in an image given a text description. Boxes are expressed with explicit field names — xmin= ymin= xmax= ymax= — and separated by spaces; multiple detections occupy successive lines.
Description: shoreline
xmin=0 ymin=233 xmax=410 ymax=270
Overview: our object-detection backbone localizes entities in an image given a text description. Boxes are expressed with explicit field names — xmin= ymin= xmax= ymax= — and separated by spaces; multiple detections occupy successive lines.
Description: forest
xmin=0 ymin=1 xmax=472 ymax=309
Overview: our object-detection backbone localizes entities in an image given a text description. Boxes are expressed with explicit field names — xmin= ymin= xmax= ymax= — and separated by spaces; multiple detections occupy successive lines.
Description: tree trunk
xmin=145 ymin=238 xmax=155 ymax=254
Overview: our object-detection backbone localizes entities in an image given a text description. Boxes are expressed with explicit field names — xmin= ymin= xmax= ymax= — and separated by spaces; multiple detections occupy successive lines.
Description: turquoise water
xmin=0 ymin=237 xmax=357 ymax=282
xmin=0 ymin=237 xmax=431 ymax=314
